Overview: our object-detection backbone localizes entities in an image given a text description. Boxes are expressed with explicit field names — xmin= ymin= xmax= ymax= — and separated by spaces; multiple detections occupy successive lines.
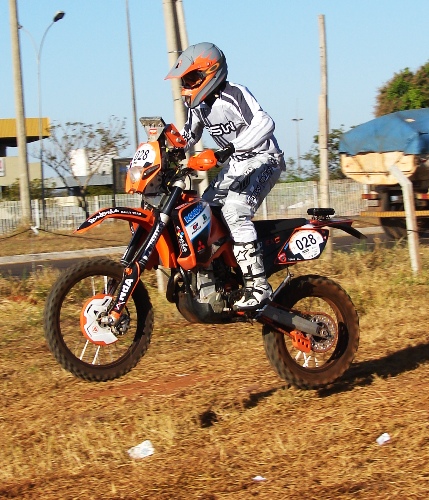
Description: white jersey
xmin=181 ymin=81 xmax=282 ymax=161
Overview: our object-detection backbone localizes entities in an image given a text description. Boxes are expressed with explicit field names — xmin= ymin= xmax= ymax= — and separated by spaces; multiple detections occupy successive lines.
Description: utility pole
xmin=9 ymin=0 xmax=32 ymax=225
xmin=162 ymin=0 xmax=187 ymax=129
xmin=159 ymin=0 xmax=207 ymax=293
xmin=318 ymin=14 xmax=332 ymax=258
xmin=125 ymin=0 xmax=139 ymax=150
xmin=292 ymin=117 xmax=303 ymax=170
xmin=318 ymin=14 xmax=329 ymax=208
xmin=162 ymin=0 xmax=207 ymax=188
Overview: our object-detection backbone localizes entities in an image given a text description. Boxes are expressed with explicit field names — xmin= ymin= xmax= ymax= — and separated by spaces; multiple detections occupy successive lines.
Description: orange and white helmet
xmin=165 ymin=42 xmax=228 ymax=108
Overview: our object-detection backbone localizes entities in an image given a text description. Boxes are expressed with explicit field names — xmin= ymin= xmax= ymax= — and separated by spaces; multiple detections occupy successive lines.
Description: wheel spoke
xmin=90 ymin=276 xmax=96 ymax=296
xmin=302 ymin=353 xmax=312 ymax=368
xmin=79 ymin=340 xmax=90 ymax=360
xmin=286 ymin=300 xmax=340 ymax=369
xmin=91 ymin=346 xmax=101 ymax=365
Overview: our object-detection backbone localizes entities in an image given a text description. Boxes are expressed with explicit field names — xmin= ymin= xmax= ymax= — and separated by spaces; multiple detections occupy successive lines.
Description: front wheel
xmin=262 ymin=275 xmax=359 ymax=389
xmin=44 ymin=258 xmax=154 ymax=382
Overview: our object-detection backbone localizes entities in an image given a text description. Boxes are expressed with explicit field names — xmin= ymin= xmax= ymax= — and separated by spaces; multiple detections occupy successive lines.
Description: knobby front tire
xmin=263 ymin=275 xmax=359 ymax=390
xmin=44 ymin=258 xmax=153 ymax=382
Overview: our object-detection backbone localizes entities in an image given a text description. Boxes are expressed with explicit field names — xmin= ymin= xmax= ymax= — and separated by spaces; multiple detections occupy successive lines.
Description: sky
xmin=1 ymin=0 xmax=429 ymax=171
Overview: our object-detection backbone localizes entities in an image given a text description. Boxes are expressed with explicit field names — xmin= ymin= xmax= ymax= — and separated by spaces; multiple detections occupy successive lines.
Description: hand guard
xmin=214 ymin=143 xmax=235 ymax=164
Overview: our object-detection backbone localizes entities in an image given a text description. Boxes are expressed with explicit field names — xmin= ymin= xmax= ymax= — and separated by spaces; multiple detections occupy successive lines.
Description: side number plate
xmin=289 ymin=230 xmax=324 ymax=259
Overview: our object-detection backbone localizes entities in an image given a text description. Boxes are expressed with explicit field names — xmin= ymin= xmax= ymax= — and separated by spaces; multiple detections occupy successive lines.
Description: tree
xmin=277 ymin=157 xmax=311 ymax=182
xmin=42 ymin=117 xmax=129 ymax=215
xmin=301 ymin=127 xmax=346 ymax=180
xmin=375 ymin=61 xmax=429 ymax=117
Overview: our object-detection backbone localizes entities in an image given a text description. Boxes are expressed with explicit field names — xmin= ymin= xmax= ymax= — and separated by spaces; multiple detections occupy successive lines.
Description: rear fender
xmin=75 ymin=206 xmax=177 ymax=268
xmin=310 ymin=219 xmax=367 ymax=239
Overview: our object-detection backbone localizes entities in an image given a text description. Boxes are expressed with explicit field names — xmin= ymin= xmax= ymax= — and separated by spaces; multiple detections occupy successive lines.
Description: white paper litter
xmin=376 ymin=432 xmax=391 ymax=445
xmin=252 ymin=475 xmax=267 ymax=482
xmin=127 ymin=440 xmax=155 ymax=459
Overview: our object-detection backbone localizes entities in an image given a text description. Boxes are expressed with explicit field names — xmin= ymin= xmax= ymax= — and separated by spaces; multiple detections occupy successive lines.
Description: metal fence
xmin=258 ymin=179 xmax=365 ymax=219
xmin=0 ymin=180 xmax=366 ymax=235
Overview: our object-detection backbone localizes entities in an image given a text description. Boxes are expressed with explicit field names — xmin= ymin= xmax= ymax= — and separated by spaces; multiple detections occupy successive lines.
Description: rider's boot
xmin=232 ymin=241 xmax=273 ymax=311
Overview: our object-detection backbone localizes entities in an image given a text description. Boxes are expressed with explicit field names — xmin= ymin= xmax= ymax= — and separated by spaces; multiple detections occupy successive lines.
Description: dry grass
xmin=1 ymin=243 xmax=429 ymax=499
xmin=0 ymin=221 xmax=132 ymax=257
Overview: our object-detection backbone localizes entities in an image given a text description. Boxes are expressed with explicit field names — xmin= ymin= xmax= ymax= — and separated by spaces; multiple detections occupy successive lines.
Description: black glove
xmin=214 ymin=143 xmax=235 ymax=164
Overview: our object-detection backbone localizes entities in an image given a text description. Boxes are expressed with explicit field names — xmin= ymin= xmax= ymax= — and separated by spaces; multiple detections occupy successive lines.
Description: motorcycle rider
xmin=165 ymin=42 xmax=286 ymax=310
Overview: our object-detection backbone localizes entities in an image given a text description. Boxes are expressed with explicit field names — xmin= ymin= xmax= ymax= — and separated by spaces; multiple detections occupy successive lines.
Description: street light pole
xmin=19 ymin=10 xmax=65 ymax=223
xmin=9 ymin=0 xmax=31 ymax=225
xmin=292 ymin=117 xmax=303 ymax=170
xmin=125 ymin=0 xmax=138 ymax=151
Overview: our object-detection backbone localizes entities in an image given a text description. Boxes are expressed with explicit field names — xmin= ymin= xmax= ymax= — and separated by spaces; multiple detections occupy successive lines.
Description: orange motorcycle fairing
xmin=125 ymin=126 xmax=186 ymax=196
xmin=125 ymin=141 xmax=162 ymax=195
xmin=173 ymin=200 xmax=235 ymax=270
xmin=75 ymin=206 xmax=177 ymax=269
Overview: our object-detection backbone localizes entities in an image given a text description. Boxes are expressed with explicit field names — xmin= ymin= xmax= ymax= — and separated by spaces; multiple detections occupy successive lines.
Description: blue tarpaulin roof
xmin=339 ymin=108 xmax=429 ymax=156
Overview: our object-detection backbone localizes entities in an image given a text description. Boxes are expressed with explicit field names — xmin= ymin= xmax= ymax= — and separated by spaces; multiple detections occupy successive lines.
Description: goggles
xmin=181 ymin=70 xmax=205 ymax=89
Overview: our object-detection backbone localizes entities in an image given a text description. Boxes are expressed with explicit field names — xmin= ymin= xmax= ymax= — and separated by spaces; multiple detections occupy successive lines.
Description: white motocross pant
xmin=202 ymin=152 xmax=285 ymax=243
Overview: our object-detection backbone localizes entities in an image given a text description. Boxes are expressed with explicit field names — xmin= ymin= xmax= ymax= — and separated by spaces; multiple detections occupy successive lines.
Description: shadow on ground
xmin=227 ymin=342 xmax=429 ymax=413
xmin=318 ymin=342 xmax=429 ymax=397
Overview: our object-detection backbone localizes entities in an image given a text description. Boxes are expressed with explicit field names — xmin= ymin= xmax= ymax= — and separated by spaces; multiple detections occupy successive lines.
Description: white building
xmin=70 ymin=148 xmax=114 ymax=177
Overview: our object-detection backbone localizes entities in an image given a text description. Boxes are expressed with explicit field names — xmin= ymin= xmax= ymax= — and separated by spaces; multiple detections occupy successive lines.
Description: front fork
xmin=107 ymin=181 xmax=185 ymax=326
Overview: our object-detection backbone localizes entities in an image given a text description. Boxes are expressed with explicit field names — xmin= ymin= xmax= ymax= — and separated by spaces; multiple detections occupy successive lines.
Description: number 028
xmin=294 ymin=233 xmax=318 ymax=251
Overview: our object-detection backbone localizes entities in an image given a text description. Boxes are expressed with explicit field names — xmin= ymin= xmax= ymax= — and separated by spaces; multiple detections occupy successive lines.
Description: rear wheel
xmin=263 ymin=275 xmax=359 ymax=389
xmin=44 ymin=258 xmax=153 ymax=382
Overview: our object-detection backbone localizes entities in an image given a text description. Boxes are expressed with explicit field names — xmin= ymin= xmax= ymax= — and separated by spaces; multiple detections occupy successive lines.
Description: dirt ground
xmin=1 ymin=242 xmax=429 ymax=499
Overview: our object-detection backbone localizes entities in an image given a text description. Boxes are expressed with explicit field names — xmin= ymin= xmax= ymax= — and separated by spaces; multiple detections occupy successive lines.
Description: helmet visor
xmin=181 ymin=70 xmax=205 ymax=89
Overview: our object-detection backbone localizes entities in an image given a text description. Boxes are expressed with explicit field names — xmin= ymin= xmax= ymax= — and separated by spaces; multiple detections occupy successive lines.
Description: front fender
xmin=75 ymin=206 xmax=177 ymax=268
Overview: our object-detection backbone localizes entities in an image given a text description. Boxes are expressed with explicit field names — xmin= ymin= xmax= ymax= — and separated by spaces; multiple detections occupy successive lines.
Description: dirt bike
xmin=44 ymin=117 xmax=365 ymax=389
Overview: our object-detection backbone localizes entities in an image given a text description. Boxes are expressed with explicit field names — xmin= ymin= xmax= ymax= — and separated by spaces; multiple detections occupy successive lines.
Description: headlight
xmin=128 ymin=166 xmax=144 ymax=183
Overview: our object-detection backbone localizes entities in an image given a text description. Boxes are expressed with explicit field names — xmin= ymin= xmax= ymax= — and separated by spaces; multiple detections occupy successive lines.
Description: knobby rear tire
xmin=263 ymin=275 xmax=359 ymax=390
xmin=44 ymin=258 xmax=153 ymax=382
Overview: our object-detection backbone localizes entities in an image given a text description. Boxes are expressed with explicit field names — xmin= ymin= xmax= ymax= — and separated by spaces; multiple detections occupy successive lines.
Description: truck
xmin=339 ymin=108 xmax=429 ymax=239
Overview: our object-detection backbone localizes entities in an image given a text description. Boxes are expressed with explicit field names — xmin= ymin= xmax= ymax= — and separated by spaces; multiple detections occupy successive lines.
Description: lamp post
xmin=292 ymin=117 xmax=303 ymax=171
xmin=9 ymin=0 xmax=31 ymax=224
xmin=125 ymin=0 xmax=138 ymax=151
xmin=19 ymin=10 xmax=65 ymax=222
